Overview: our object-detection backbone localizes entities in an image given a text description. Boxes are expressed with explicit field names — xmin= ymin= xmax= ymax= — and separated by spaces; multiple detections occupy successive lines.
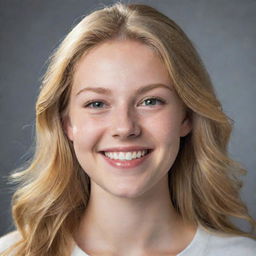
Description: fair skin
xmin=65 ymin=39 xmax=197 ymax=256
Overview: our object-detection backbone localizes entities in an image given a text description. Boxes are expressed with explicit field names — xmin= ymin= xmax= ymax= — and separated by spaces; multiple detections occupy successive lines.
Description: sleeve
xmin=0 ymin=231 xmax=21 ymax=254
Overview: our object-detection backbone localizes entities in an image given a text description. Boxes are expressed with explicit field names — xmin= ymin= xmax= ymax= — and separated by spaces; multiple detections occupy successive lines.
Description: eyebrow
xmin=75 ymin=83 xmax=173 ymax=96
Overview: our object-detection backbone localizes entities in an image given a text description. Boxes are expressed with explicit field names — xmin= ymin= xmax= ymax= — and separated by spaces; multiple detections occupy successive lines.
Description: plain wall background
xmin=0 ymin=0 xmax=255 ymax=236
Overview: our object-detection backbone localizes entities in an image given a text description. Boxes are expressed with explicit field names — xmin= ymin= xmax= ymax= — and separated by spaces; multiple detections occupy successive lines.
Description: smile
xmin=100 ymin=149 xmax=153 ymax=169
xmin=103 ymin=149 xmax=150 ymax=161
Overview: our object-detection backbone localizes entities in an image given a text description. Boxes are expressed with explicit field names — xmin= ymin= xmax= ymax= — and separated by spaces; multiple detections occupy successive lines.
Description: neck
xmin=74 ymin=175 xmax=197 ymax=255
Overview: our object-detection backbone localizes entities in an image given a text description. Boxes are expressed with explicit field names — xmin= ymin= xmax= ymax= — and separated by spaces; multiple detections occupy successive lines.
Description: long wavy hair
xmin=3 ymin=2 xmax=256 ymax=255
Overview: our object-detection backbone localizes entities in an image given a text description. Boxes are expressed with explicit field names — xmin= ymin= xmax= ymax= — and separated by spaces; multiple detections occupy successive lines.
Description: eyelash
xmin=83 ymin=97 xmax=166 ymax=109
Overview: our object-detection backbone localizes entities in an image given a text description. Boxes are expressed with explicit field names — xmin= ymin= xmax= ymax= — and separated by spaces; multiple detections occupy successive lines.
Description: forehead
xmin=72 ymin=39 xmax=172 ymax=93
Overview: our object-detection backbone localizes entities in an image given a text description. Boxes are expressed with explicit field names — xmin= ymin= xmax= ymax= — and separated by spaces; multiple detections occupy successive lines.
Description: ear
xmin=180 ymin=114 xmax=192 ymax=137
xmin=61 ymin=115 xmax=74 ymax=141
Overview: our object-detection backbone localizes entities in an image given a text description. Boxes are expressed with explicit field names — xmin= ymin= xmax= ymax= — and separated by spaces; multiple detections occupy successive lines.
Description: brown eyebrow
xmin=75 ymin=83 xmax=173 ymax=96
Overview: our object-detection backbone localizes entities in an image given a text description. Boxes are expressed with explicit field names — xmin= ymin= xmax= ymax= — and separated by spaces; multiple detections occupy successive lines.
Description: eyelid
xmin=139 ymin=96 xmax=165 ymax=105
xmin=83 ymin=99 xmax=108 ymax=108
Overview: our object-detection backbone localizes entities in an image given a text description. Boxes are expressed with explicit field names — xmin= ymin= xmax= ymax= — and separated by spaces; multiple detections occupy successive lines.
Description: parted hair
xmin=3 ymin=2 xmax=255 ymax=255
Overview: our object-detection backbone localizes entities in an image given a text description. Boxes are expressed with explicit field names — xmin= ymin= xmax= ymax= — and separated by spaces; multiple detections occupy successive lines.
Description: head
xmin=36 ymin=2 xmax=231 ymax=223
xmin=62 ymin=38 xmax=192 ymax=200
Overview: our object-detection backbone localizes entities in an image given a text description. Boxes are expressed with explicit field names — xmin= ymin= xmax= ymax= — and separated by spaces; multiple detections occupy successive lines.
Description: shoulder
xmin=0 ymin=231 xmax=21 ymax=253
xmin=205 ymin=229 xmax=256 ymax=255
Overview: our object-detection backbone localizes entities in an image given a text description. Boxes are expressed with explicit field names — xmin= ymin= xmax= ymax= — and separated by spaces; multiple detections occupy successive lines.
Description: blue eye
xmin=85 ymin=101 xmax=105 ymax=108
xmin=141 ymin=98 xmax=165 ymax=106
xmin=84 ymin=97 xmax=165 ymax=109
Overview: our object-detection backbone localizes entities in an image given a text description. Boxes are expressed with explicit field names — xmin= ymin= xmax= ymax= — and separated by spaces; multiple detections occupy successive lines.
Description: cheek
xmin=144 ymin=110 xmax=182 ymax=144
xmin=143 ymin=112 xmax=182 ymax=173
xmin=71 ymin=116 xmax=103 ymax=150
xmin=71 ymin=117 xmax=104 ymax=173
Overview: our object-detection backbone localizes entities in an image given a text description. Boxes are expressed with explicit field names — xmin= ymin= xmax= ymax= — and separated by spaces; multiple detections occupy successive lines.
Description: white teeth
xmin=104 ymin=150 xmax=148 ymax=160
xmin=119 ymin=152 xmax=125 ymax=160
xmin=125 ymin=152 xmax=132 ymax=160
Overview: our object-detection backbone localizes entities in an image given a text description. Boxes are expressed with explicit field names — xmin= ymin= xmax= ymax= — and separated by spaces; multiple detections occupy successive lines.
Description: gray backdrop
xmin=0 ymin=0 xmax=255 ymax=236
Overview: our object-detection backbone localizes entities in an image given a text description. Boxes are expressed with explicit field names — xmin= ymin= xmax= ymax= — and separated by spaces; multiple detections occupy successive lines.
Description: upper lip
xmin=99 ymin=146 xmax=153 ymax=152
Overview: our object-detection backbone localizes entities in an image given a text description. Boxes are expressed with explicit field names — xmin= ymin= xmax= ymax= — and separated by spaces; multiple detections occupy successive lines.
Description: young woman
xmin=0 ymin=2 xmax=255 ymax=256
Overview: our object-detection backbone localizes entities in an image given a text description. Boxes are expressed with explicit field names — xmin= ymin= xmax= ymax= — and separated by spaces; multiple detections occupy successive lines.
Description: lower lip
xmin=101 ymin=151 xmax=152 ymax=169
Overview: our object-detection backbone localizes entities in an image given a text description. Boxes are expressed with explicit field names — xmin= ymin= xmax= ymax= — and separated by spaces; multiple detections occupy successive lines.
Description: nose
xmin=110 ymin=105 xmax=141 ymax=139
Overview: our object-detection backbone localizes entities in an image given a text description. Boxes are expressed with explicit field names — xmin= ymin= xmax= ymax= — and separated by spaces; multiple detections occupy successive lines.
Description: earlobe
xmin=180 ymin=117 xmax=192 ymax=137
xmin=62 ymin=116 xmax=74 ymax=141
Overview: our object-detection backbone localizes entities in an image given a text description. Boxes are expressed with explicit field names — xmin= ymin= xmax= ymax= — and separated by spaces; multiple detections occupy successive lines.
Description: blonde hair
xmin=3 ymin=2 xmax=255 ymax=255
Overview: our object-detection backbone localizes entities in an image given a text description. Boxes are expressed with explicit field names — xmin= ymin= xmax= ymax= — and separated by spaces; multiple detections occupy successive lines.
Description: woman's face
xmin=65 ymin=39 xmax=191 ymax=198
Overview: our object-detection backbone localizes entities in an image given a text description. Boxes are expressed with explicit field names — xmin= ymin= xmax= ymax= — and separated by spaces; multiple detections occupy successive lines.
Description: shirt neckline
xmin=72 ymin=224 xmax=209 ymax=256
xmin=177 ymin=224 xmax=209 ymax=256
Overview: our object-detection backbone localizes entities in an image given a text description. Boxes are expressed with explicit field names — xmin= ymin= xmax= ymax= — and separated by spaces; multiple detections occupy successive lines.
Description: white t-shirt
xmin=1 ymin=225 xmax=256 ymax=255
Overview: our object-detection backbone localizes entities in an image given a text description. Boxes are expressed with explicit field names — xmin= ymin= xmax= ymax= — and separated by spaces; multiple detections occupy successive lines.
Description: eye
xmin=84 ymin=101 xmax=106 ymax=109
xmin=141 ymin=97 xmax=165 ymax=106
xmin=83 ymin=97 xmax=165 ymax=109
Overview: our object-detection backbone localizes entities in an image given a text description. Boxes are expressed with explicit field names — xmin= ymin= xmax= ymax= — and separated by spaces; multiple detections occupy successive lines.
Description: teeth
xmin=104 ymin=150 xmax=148 ymax=160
